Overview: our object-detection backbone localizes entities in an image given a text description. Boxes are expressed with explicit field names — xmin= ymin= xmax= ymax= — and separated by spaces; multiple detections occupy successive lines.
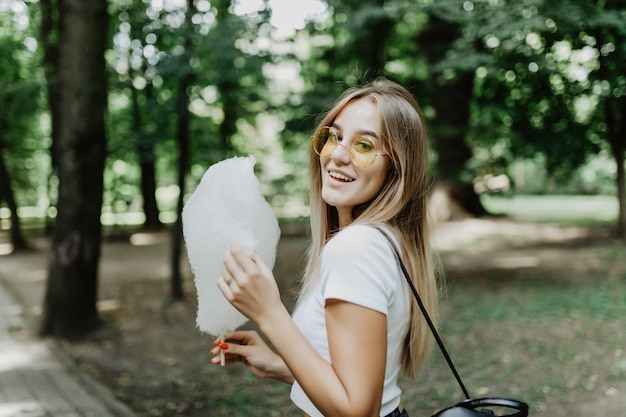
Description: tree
xmin=401 ymin=0 xmax=625 ymax=230
xmin=287 ymin=0 xmax=399 ymax=139
xmin=135 ymin=81 xmax=164 ymax=230
xmin=0 ymin=14 xmax=40 ymax=251
xmin=585 ymin=0 xmax=626 ymax=236
xmin=286 ymin=0 xmax=488 ymax=219
xmin=169 ymin=0 xmax=196 ymax=301
xmin=0 ymin=141 xmax=29 ymax=251
xmin=110 ymin=0 xmax=164 ymax=230
xmin=414 ymin=3 xmax=489 ymax=219
xmin=465 ymin=0 xmax=625 ymax=235
xmin=40 ymin=0 xmax=108 ymax=338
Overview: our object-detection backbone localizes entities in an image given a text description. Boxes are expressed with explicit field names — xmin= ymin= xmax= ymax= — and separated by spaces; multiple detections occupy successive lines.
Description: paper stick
xmin=220 ymin=333 xmax=225 ymax=367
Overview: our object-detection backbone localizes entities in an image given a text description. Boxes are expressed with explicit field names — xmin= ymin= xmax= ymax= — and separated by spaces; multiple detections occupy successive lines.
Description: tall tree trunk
xmin=132 ymin=83 xmax=162 ymax=230
xmin=593 ymin=16 xmax=626 ymax=238
xmin=605 ymin=99 xmax=626 ymax=238
xmin=418 ymin=12 xmax=488 ymax=220
xmin=214 ymin=0 xmax=237 ymax=151
xmin=170 ymin=0 xmax=196 ymax=301
xmin=0 ymin=140 xmax=29 ymax=251
xmin=140 ymin=151 xmax=162 ymax=229
xmin=430 ymin=71 xmax=488 ymax=220
xmin=40 ymin=0 xmax=108 ymax=338
xmin=352 ymin=0 xmax=394 ymax=78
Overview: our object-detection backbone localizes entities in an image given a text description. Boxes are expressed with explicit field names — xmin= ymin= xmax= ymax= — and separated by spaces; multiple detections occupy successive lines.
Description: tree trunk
xmin=170 ymin=0 xmax=195 ymax=301
xmin=430 ymin=72 xmax=488 ymax=220
xmin=615 ymin=147 xmax=626 ymax=238
xmin=140 ymin=154 xmax=162 ymax=229
xmin=0 ymin=140 xmax=29 ymax=251
xmin=40 ymin=0 xmax=108 ymax=338
xmin=595 ymin=15 xmax=626 ymax=238
xmin=418 ymin=12 xmax=488 ymax=221
xmin=343 ymin=0 xmax=394 ymax=80
xmin=593 ymin=17 xmax=626 ymax=238
xmin=132 ymin=84 xmax=162 ymax=230
xmin=606 ymin=99 xmax=626 ymax=238
xmin=213 ymin=0 xmax=238 ymax=151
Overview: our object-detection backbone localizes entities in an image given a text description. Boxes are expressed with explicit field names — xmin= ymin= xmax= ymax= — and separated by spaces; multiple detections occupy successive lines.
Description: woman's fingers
xmin=209 ymin=331 xmax=256 ymax=366
xmin=251 ymin=252 xmax=272 ymax=276
xmin=216 ymin=272 xmax=233 ymax=299
xmin=210 ymin=346 xmax=241 ymax=365
xmin=219 ymin=245 xmax=283 ymax=323
xmin=219 ymin=244 xmax=262 ymax=298
xmin=224 ymin=244 xmax=258 ymax=277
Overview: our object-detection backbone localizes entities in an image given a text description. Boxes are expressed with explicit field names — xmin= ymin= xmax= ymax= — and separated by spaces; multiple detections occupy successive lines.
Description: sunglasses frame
xmin=312 ymin=126 xmax=388 ymax=168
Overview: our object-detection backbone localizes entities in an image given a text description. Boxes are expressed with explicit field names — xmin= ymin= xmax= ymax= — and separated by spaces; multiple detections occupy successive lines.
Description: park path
xmin=0 ymin=239 xmax=138 ymax=417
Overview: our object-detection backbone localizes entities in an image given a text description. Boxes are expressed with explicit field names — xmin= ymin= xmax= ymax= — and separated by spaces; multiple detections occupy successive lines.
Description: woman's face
xmin=319 ymin=98 xmax=391 ymax=227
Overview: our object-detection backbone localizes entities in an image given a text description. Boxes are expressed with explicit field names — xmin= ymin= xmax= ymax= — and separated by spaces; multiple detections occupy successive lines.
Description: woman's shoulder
xmin=321 ymin=223 xmax=403 ymax=306
xmin=331 ymin=223 xmax=382 ymax=241
xmin=326 ymin=224 xmax=395 ymax=254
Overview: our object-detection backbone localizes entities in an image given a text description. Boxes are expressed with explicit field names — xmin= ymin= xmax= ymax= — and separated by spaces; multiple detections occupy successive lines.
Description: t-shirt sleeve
xmin=321 ymin=225 xmax=398 ymax=315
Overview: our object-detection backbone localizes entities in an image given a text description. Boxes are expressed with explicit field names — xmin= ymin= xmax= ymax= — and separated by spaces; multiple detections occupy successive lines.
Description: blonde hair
xmin=301 ymin=77 xmax=438 ymax=378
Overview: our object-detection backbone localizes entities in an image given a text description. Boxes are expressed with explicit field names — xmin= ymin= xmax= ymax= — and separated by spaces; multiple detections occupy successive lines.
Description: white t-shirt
xmin=290 ymin=224 xmax=411 ymax=417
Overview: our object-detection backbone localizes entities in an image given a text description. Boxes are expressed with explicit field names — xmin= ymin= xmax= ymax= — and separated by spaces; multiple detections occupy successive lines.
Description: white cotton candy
xmin=182 ymin=155 xmax=281 ymax=336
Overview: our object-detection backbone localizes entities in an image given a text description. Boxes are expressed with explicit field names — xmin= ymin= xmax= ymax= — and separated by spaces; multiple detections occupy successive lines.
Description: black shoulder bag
xmin=377 ymin=228 xmax=529 ymax=417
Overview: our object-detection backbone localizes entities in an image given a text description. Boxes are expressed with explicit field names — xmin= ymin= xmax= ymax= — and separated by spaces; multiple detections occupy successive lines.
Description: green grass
xmin=400 ymin=272 xmax=626 ymax=416
xmin=396 ymin=196 xmax=626 ymax=416
xmin=481 ymin=194 xmax=618 ymax=225
xmin=216 ymin=212 xmax=625 ymax=417
xmin=6 ymin=195 xmax=624 ymax=416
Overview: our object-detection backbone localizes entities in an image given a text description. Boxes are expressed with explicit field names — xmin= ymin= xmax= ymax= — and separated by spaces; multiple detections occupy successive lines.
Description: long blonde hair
xmin=301 ymin=77 xmax=438 ymax=378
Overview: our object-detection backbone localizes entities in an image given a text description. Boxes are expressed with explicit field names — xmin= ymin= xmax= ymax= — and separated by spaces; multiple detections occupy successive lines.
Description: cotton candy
xmin=182 ymin=155 xmax=281 ymax=336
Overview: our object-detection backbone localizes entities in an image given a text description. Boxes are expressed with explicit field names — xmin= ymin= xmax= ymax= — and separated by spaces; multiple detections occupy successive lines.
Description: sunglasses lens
xmin=351 ymin=137 xmax=377 ymax=167
xmin=313 ymin=127 xmax=337 ymax=157
xmin=313 ymin=127 xmax=380 ymax=167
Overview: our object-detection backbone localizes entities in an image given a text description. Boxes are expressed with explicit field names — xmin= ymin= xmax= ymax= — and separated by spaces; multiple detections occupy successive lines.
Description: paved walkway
xmin=0 ymin=278 xmax=137 ymax=417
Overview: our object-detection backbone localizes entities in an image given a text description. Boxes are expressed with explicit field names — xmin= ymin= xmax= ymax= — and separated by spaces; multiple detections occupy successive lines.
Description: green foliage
xmin=103 ymin=0 xmax=274 ymax=212
xmin=464 ymin=0 xmax=625 ymax=183
xmin=1 ymin=0 xmax=625 ymax=228
xmin=0 ymin=2 xmax=48 ymax=206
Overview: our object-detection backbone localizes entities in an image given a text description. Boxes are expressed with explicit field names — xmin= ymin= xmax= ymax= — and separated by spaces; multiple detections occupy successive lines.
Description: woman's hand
xmin=210 ymin=330 xmax=294 ymax=383
xmin=217 ymin=243 xmax=287 ymax=325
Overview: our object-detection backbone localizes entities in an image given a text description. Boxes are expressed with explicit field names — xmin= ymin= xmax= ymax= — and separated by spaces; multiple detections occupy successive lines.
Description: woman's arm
xmin=255 ymin=298 xmax=387 ymax=417
xmin=219 ymin=244 xmax=387 ymax=417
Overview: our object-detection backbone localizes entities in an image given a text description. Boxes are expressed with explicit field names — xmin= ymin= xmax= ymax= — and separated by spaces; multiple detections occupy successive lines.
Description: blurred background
xmin=0 ymin=0 xmax=624 ymax=416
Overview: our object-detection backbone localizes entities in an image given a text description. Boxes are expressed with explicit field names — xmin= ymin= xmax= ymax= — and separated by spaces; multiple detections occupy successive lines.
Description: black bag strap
xmin=376 ymin=227 xmax=471 ymax=400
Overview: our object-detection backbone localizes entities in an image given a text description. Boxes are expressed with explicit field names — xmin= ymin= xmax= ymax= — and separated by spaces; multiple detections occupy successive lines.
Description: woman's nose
xmin=330 ymin=142 xmax=351 ymax=165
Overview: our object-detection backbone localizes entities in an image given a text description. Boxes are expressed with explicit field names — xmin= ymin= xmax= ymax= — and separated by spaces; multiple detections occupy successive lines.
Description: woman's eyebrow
xmin=330 ymin=123 xmax=380 ymax=139
xmin=359 ymin=129 xmax=379 ymax=139
xmin=330 ymin=122 xmax=341 ymax=131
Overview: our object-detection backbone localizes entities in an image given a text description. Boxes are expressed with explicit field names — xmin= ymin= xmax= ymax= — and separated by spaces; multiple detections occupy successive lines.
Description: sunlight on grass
xmin=7 ymin=195 xmax=621 ymax=417
xmin=402 ymin=218 xmax=626 ymax=416
xmin=402 ymin=280 xmax=626 ymax=415
xmin=481 ymin=194 xmax=618 ymax=225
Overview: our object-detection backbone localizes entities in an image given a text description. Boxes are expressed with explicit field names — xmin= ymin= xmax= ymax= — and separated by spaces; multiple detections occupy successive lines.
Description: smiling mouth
xmin=329 ymin=171 xmax=355 ymax=182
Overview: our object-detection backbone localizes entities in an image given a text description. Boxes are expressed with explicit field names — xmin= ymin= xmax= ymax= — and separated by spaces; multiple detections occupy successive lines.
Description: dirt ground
xmin=1 ymin=218 xmax=625 ymax=417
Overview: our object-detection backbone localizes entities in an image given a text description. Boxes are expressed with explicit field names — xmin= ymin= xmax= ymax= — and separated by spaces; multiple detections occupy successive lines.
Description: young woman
xmin=210 ymin=78 xmax=439 ymax=417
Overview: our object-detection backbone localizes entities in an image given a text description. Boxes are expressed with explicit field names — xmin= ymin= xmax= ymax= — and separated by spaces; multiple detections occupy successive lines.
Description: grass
xmin=6 ymin=194 xmax=624 ymax=417
xmin=480 ymin=194 xmax=618 ymax=226
xmin=397 ymin=195 xmax=626 ymax=416
xmin=207 ymin=194 xmax=624 ymax=416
